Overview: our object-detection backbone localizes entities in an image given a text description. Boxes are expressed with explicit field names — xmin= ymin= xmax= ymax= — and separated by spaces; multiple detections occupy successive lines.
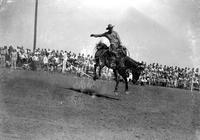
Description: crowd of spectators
xmin=0 ymin=45 xmax=199 ymax=91
xmin=138 ymin=62 xmax=200 ymax=91
xmin=0 ymin=45 xmax=110 ymax=78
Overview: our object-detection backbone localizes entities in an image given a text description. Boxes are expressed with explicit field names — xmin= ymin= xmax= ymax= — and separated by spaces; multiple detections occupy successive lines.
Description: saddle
xmin=117 ymin=45 xmax=127 ymax=57
xmin=109 ymin=44 xmax=127 ymax=57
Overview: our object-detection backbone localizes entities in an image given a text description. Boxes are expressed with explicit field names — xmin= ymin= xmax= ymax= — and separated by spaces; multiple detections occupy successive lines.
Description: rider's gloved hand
xmin=90 ymin=34 xmax=94 ymax=37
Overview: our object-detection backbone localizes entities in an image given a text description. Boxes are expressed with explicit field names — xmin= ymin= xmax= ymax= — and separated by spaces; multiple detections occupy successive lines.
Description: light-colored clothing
xmin=43 ymin=56 xmax=48 ymax=64
xmin=1 ymin=49 xmax=7 ymax=55
xmin=62 ymin=59 xmax=67 ymax=73
xmin=63 ymin=53 xmax=68 ymax=61
xmin=32 ymin=55 xmax=39 ymax=61
xmin=11 ymin=51 xmax=18 ymax=69
xmin=93 ymin=30 xmax=121 ymax=51
xmin=104 ymin=31 xmax=121 ymax=48
xmin=62 ymin=53 xmax=68 ymax=73
xmin=11 ymin=51 xmax=18 ymax=60
xmin=55 ymin=57 xmax=59 ymax=64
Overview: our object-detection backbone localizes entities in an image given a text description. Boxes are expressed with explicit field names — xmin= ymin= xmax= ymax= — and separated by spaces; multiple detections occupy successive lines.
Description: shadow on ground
xmin=59 ymin=87 xmax=120 ymax=101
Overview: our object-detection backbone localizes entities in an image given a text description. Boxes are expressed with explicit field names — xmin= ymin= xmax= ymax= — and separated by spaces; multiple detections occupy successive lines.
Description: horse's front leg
xmin=98 ymin=65 xmax=103 ymax=78
xmin=93 ymin=63 xmax=98 ymax=80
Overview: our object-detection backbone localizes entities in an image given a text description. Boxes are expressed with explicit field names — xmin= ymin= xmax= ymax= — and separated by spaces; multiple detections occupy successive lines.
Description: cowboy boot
xmin=108 ymin=50 xmax=117 ymax=68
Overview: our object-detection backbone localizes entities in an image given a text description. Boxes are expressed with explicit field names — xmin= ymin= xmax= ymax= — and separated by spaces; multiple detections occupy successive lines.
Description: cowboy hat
xmin=106 ymin=24 xmax=114 ymax=30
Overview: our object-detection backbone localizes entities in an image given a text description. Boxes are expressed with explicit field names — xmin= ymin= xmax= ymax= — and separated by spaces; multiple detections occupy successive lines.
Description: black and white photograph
xmin=0 ymin=0 xmax=200 ymax=139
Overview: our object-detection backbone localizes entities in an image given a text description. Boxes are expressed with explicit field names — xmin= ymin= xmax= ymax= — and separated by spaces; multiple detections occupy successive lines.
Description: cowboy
xmin=90 ymin=24 xmax=125 ymax=67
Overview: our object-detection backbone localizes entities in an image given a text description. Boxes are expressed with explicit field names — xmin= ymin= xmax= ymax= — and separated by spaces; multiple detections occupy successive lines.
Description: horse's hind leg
xmin=121 ymin=73 xmax=129 ymax=94
xmin=113 ymin=70 xmax=120 ymax=95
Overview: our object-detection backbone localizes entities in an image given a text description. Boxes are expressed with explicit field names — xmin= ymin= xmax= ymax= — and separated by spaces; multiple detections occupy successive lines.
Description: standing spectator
xmin=3 ymin=46 xmax=10 ymax=67
xmin=89 ymin=55 xmax=94 ymax=71
xmin=31 ymin=53 xmax=38 ymax=71
xmin=62 ymin=51 xmax=68 ymax=73
xmin=43 ymin=54 xmax=48 ymax=71
xmin=0 ymin=47 xmax=6 ymax=67
xmin=8 ymin=45 xmax=13 ymax=57
xmin=47 ymin=49 xmax=51 ymax=55
xmin=11 ymin=49 xmax=18 ymax=69
xmin=77 ymin=53 xmax=81 ymax=60
xmin=84 ymin=54 xmax=90 ymax=73
xmin=54 ymin=54 xmax=60 ymax=71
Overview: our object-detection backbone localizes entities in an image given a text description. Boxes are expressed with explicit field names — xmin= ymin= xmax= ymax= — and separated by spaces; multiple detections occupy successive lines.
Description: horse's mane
xmin=95 ymin=41 xmax=109 ymax=51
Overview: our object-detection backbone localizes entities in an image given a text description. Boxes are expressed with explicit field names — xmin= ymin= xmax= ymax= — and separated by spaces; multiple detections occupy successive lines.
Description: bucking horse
xmin=93 ymin=41 xmax=144 ymax=94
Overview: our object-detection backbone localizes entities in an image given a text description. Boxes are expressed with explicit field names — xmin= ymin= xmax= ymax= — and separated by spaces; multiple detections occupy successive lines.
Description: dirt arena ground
xmin=0 ymin=68 xmax=200 ymax=140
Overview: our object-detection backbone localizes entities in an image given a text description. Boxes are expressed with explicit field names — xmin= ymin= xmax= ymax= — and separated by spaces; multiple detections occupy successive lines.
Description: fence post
xmin=191 ymin=76 xmax=193 ymax=92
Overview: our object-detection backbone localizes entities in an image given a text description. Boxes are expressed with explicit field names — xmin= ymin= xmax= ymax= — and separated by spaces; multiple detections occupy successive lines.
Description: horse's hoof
xmin=91 ymin=94 xmax=96 ymax=99
xmin=114 ymin=91 xmax=119 ymax=96
xmin=125 ymin=91 xmax=130 ymax=95
xmin=93 ymin=77 xmax=97 ymax=81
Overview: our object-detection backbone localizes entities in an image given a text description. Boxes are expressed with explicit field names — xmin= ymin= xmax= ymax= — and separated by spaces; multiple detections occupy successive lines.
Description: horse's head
xmin=95 ymin=41 xmax=109 ymax=51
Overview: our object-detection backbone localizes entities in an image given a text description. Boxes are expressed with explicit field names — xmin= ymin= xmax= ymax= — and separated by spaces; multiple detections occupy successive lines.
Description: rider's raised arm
xmin=90 ymin=32 xmax=107 ymax=38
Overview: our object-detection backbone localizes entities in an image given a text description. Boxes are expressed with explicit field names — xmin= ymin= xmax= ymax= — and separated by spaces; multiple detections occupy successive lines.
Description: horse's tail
xmin=123 ymin=56 xmax=144 ymax=84
xmin=131 ymin=66 xmax=144 ymax=84
xmin=124 ymin=56 xmax=143 ymax=68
